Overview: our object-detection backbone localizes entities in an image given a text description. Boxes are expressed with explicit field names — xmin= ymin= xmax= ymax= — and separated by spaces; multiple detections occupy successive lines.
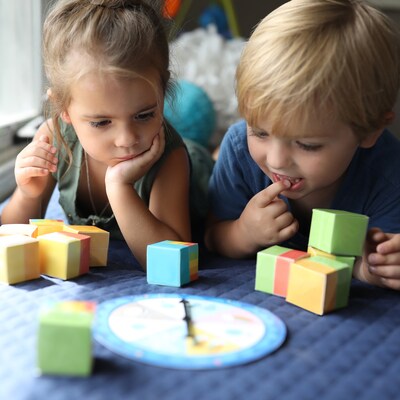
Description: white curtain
xmin=0 ymin=0 xmax=43 ymax=129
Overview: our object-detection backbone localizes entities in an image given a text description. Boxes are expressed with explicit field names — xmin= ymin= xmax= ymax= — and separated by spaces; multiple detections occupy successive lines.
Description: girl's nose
xmin=115 ymin=124 xmax=139 ymax=147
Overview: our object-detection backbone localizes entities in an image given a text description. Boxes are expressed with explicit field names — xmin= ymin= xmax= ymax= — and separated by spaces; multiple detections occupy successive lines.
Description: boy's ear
xmin=359 ymin=111 xmax=395 ymax=148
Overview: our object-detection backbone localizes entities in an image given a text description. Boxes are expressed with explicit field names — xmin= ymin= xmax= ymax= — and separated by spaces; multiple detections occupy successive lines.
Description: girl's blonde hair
xmin=42 ymin=0 xmax=172 ymax=162
xmin=236 ymin=0 xmax=400 ymax=139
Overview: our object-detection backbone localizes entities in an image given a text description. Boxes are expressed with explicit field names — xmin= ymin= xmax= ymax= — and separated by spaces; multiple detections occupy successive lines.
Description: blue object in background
xmin=199 ymin=4 xmax=231 ymax=39
xmin=164 ymin=79 xmax=216 ymax=148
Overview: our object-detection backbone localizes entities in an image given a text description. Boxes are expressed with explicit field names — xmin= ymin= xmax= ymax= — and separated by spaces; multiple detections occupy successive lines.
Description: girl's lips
xmin=272 ymin=173 xmax=304 ymax=191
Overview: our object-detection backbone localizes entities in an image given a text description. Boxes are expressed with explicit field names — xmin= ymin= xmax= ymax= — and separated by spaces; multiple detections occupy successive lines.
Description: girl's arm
xmin=1 ymin=121 xmax=57 ymax=224
xmin=107 ymin=144 xmax=191 ymax=269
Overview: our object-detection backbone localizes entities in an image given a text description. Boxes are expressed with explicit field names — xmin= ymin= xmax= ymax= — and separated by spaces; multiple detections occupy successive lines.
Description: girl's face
xmin=62 ymin=70 xmax=164 ymax=167
xmin=247 ymin=113 xmax=375 ymax=204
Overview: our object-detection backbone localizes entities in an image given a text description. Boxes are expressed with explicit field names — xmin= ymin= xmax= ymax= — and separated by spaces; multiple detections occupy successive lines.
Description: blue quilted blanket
xmin=1 ymin=193 xmax=400 ymax=400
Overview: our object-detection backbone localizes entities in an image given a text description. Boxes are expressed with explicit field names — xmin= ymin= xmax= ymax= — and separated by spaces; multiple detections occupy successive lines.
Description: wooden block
xmin=147 ymin=240 xmax=198 ymax=287
xmin=37 ymin=301 xmax=96 ymax=376
xmin=0 ymin=235 xmax=40 ymax=284
xmin=38 ymin=232 xmax=90 ymax=280
xmin=307 ymin=246 xmax=356 ymax=275
xmin=0 ymin=224 xmax=38 ymax=238
xmin=63 ymin=225 xmax=109 ymax=266
xmin=29 ymin=219 xmax=64 ymax=236
xmin=286 ymin=256 xmax=352 ymax=315
xmin=308 ymin=209 xmax=369 ymax=256
xmin=255 ymin=245 xmax=308 ymax=297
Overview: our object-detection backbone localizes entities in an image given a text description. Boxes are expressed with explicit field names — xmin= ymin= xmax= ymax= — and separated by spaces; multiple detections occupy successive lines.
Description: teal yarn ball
xmin=164 ymin=80 xmax=216 ymax=147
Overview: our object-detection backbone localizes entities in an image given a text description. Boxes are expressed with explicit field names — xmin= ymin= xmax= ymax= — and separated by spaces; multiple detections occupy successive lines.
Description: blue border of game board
xmin=94 ymin=294 xmax=287 ymax=370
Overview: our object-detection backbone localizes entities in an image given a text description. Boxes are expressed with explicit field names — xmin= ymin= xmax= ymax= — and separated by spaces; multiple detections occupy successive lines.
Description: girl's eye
xmin=296 ymin=141 xmax=322 ymax=152
xmin=135 ymin=110 xmax=156 ymax=122
xmin=89 ymin=120 xmax=111 ymax=128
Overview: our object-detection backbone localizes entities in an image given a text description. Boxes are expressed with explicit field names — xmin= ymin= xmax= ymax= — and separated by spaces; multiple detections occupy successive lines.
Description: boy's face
xmin=61 ymin=70 xmax=164 ymax=167
xmin=247 ymin=114 xmax=363 ymax=203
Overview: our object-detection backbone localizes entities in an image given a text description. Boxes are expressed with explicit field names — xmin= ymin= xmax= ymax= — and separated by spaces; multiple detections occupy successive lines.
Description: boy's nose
xmin=266 ymin=139 xmax=292 ymax=170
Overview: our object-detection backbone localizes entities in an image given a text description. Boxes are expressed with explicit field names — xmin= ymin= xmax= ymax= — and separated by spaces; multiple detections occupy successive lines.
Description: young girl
xmin=1 ymin=0 xmax=213 ymax=269
xmin=205 ymin=0 xmax=400 ymax=290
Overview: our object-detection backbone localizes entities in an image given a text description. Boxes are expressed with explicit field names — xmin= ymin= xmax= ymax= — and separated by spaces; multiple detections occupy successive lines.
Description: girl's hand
xmin=105 ymin=127 xmax=165 ymax=185
xmin=14 ymin=135 xmax=58 ymax=199
xmin=236 ymin=180 xmax=299 ymax=252
xmin=360 ymin=228 xmax=400 ymax=290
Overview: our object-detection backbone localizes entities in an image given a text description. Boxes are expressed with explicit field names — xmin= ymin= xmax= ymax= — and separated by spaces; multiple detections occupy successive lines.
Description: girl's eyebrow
xmin=82 ymin=103 xmax=159 ymax=119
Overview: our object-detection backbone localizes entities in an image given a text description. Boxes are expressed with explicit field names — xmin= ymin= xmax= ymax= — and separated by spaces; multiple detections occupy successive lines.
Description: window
xmin=0 ymin=0 xmax=43 ymax=133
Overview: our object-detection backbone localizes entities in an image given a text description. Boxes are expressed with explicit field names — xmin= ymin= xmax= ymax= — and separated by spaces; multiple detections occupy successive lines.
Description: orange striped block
xmin=256 ymin=245 xmax=308 ymax=297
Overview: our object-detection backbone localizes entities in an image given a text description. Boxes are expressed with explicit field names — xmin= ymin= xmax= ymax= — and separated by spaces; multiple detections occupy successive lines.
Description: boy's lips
xmin=272 ymin=173 xmax=303 ymax=190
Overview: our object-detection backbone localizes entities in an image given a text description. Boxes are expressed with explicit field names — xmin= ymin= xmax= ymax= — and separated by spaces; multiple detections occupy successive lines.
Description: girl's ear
xmin=47 ymin=87 xmax=72 ymax=124
xmin=60 ymin=110 xmax=72 ymax=124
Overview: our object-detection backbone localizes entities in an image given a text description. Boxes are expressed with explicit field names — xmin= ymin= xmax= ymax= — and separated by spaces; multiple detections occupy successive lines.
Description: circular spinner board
xmin=94 ymin=294 xmax=287 ymax=370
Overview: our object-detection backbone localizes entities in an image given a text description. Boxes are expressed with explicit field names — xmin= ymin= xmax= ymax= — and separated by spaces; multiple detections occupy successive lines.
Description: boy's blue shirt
xmin=209 ymin=120 xmax=400 ymax=251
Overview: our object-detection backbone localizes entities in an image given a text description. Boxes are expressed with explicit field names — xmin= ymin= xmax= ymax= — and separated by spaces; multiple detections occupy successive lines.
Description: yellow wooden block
xmin=0 ymin=235 xmax=40 ymax=284
xmin=38 ymin=232 xmax=90 ymax=280
xmin=63 ymin=225 xmax=109 ymax=266
xmin=286 ymin=256 xmax=350 ymax=315
xmin=30 ymin=219 xmax=64 ymax=236
xmin=0 ymin=224 xmax=38 ymax=238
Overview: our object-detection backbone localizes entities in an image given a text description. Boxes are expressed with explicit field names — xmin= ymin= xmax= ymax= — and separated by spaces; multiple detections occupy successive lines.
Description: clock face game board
xmin=94 ymin=294 xmax=287 ymax=369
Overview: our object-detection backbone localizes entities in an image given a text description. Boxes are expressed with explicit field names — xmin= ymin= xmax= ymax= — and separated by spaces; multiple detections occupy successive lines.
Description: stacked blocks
xmin=256 ymin=209 xmax=369 ymax=315
xmin=37 ymin=301 xmax=96 ymax=376
xmin=308 ymin=209 xmax=369 ymax=256
xmin=0 ymin=221 xmax=110 ymax=284
xmin=38 ymin=232 xmax=91 ymax=280
xmin=63 ymin=225 xmax=109 ymax=266
xmin=147 ymin=240 xmax=198 ymax=287
xmin=0 ymin=234 xmax=40 ymax=284
xmin=255 ymin=246 xmax=308 ymax=297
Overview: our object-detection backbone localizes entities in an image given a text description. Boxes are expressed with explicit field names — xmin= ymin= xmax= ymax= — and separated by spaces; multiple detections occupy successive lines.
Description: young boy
xmin=205 ymin=0 xmax=400 ymax=290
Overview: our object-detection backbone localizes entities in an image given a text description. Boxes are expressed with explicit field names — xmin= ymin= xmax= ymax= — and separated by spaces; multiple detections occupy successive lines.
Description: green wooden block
xmin=309 ymin=209 xmax=369 ymax=256
xmin=37 ymin=301 xmax=96 ymax=376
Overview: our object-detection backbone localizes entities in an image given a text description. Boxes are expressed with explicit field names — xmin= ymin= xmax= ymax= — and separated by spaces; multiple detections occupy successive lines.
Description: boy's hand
xmin=236 ymin=180 xmax=298 ymax=252
xmin=105 ymin=128 xmax=165 ymax=185
xmin=14 ymin=135 xmax=58 ymax=198
xmin=361 ymin=228 xmax=400 ymax=290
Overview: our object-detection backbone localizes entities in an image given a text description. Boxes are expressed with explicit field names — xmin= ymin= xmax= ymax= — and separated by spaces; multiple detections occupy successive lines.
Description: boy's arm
xmin=354 ymin=228 xmax=400 ymax=290
xmin=205 ymin=180 xmax=298 ymax=258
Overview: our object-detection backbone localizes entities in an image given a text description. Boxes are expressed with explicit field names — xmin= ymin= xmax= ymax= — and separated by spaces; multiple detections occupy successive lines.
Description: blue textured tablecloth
xmin=1 ymin=238 xmax=400 ymax=400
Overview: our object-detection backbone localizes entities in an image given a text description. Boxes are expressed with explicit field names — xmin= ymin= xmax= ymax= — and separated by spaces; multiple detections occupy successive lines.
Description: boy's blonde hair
xmin=236 ymin=0 xmax=400 ymax=139
xmin=42 ymin=0 xmax=171 ymax=163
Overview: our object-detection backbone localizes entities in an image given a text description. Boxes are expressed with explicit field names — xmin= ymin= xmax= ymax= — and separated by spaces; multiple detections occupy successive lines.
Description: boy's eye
xmin=249 ymin=127 xmax=269 ymax=138
xmin=89 ymin=120 xmax=111 ymax=128
xmin=135 ymin=110 xmax=156 ymax=121
xmin=296 ymin=141 xmax=322 ymax=151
